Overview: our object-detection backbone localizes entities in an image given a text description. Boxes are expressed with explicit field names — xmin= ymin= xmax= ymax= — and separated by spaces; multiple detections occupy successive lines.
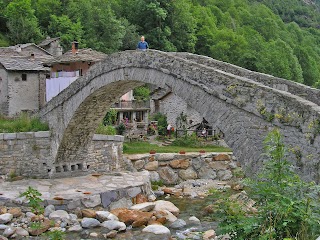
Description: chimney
xmin=72 ymin=40 xmax=79 ymax=54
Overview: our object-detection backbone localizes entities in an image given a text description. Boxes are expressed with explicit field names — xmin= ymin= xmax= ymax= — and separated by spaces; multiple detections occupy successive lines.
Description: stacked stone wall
xmin=126 ymin=152 xmax=238 ymax=185
xmin=0 ymin=132 xmax=124 ymax=178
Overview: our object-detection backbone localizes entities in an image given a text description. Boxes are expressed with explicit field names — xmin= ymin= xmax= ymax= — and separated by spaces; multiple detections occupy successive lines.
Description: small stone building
xmin=0 ymin=57 xmax=49 ymax=116
xmin=0 ymin=43 xmax=53 ymax=116
xmin=38 ymin=36 xmax=63 ymax=57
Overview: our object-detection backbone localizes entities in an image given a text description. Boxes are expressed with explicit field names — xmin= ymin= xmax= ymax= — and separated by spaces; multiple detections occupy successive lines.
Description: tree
xmin=5 ymin=0 xmax=42 ymax=44
xmin=48 ymin=15 xmax=84 ymax=51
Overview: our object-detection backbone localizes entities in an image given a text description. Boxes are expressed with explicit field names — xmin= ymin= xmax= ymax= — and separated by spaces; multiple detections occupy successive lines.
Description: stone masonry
xmin=39 ymin=50 xmax=320 ymax=182
xmin=0 ymin=132 xmax=124 ymax=178
xmin=126 ymin=152 xmax=237 ymax=185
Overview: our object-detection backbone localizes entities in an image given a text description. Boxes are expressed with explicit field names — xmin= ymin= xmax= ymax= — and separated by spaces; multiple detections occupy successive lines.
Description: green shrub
xmin=20 ymin=186 xmax=44 ymax=214
xmin=217 ymin=129 xmax=320 ymax=240
xmin=151 ymin=113 xmax=168 ymax=136
xmin=133 ymin=85 xmax=150 ymax=101
xmin=103 ymin=109 xmax=118 ymax=125
xmin=44 ymin=229 xmax=66 ymax=240
xmin=172 ymin=133 xmax=199 ymax=147
xmin=96 ymin=123 xmax=116 ymax=135
xmin=116 ymin=122 xmax=126 ymax=135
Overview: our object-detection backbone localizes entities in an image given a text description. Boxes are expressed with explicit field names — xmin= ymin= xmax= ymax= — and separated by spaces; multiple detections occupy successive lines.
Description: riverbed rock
xmin=8 ymin=208 xmax=22 ymax=218
xmin=197 ymin=166 xmax=217 ymax=180
xmin=0 ymin=214 xmax=13 ymax=224
xmin=81 ymin=209 xmax=96 ymax=218
xmin=154 ymin=210 xmax=177 ymax=223
xmin=15 ymin=227 xmax=29 ymax=237
xmin=68 ymin=225 xmax=83 ymax=232
xmin=203 ymin=229 xmax=216 ymax=240
xmin=153 ymin=200 xmax=180 ymax=216
xmin=44 ymin=205 xmax=55 ymax=217
xmin=136 ymin=193 xmax=148 ymax=203
xmin=142 ymin=224 xmax=171 ymax=235
xmin=28 ymin=219 xmax=51 ymax=236
xmin=130 ymin=202 xmax=155 ymax=212
xmin=169 ymin=219 xmax=186 ymax=229
xmin=96 ymin=211 xmax=111 ymax=222
xmin=145 ymin=161 xmax=159 ymax=171
xmin=169 ymin=159 xmax=190 ymax=169
xmin=3 ymin=227 xmax=15 ymax=238
xmin=0 ymin=236 xmax=8 ymax=240
xmin=101 ymin=220 xmax=126 ymax=231
xmin=179 ymin=168 xmax=198 ymax=180
xmin=49 ymin=210 xmax=70 ymax=221
xmin=104 ymin=230 xmax=118 ymax=238
xmin=189 ymin=216 xmax=200 ymax=224
xmin=0 ymin=207 xmax=7 ymax=214
xmin=158 ymin=167 xmax=179 ymax=184
xmin=116 ymin=209 xmax=153 ymax=226
xmin=0 ymin=224 xmax=8 ymax=230
xmin=81 ymin=218 xmax=100 ymax=228
xmin=81 ymin=194 xmax=101 ymax=208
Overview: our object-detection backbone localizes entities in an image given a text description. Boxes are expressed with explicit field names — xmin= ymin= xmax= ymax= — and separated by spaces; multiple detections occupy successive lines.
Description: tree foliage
xmin=1 ymin=0 xmax=320 ymax=87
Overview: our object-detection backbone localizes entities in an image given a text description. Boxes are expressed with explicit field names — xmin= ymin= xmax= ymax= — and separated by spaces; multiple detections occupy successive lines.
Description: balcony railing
xmin=112 ymin=100 xmax=150 ymax=109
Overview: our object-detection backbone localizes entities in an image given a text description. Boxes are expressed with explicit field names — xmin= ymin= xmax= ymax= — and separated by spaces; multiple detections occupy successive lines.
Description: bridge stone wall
xmin=0 ymin=132 xmax=124 ymax=178
xmin=40 ymin=50 xmax=320 ymax=182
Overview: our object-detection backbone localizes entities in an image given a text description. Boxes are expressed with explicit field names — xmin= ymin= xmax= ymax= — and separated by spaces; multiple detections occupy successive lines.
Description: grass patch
xmin=96 ymin=123 xmax=116 ymax=135
xmin=123 ymin=141 xmax=231 ymax=154
xmin=0 ymin=114 xmax=49 ymax=133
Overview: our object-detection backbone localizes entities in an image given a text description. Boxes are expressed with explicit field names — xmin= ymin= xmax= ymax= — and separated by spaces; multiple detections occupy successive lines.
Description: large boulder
xmin=142 ymin=224 xmax=171 ymax=235
xmin=145 ymin=161 xmax=159 ymax=171
xmin=153 ymin=200 xmax=180 ymax=216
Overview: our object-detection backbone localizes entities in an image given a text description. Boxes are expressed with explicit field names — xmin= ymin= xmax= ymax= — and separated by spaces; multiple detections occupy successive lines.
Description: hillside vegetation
xmin=0 ymin=0 xmax=320 ymax=87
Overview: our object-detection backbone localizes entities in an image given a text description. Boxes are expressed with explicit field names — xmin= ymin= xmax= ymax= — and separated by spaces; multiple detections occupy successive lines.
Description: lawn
xmin=0 ymin=114 xmax=49 ymax=133
xmin=123 ymin=141 xmax=232 ymax=154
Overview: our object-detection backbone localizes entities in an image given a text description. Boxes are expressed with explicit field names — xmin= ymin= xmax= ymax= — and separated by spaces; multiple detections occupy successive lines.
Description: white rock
xmin=15 ymin=227 xmax=29 ymax=237
xmin=142 ymin=224 xmax=171 ymax=235
xmin=163 ymin=210 xmax=177 ymax=223
xmin=130 ymin=202 xmax=155 ymax=212
xmin=49 ymin=210 xmax=70 ymax=221
xmin=96 ymin=211 xmax=111 ymax=222
xmin=189 ymin=216 xmax=200 ymax=223
xmin=25 ymin=212 xmax=35 ymax=218
xmin=44 ymin=205 xmax=55 ymax=217
xmin=107 ymin=213 xmax=119 ymax=221
xmin=154 ymin=200 xmax=179 ymax=216
xmin=90 ymin=232 xmax=99 ymax=237
xmin=101 ymin=220 xmax=126 ymax=231
xmin=0 ymin=224 xmax=9 ymax=230
xmin=68 ymin=225 xmax=83 ymax=232
xmin=0 ymin=214 xmax=13 ymax=224
xmin=69 ymin=213 xmax=78 ymax=223
xmin=169 ymin=219 xmax=186 ymax=229
xmin=81 ymin=218 xmax=100 ymax=228
xmin=3 ymin=227 xmax=15 ymax=237
xmin=203 ymin=229 xmax=216 ymax=240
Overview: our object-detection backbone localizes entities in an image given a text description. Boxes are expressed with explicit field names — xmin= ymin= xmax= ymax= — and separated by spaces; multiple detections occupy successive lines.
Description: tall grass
xmin=0 ymin=114 xmax=49 ymax=133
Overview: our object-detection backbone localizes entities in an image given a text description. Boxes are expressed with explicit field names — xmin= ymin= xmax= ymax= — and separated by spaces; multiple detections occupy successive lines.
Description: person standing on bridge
xmin=137 ymin=36 xmax=149 ymax=51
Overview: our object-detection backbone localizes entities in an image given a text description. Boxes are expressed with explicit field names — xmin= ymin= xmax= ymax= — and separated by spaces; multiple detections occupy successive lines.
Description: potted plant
xmin=199 ymin=150 xmax=206 ymax=154
xmin=150 ymin=150 xmax=156 ymax=154
xmin=179 ymin=150 xmax=186 ymax=154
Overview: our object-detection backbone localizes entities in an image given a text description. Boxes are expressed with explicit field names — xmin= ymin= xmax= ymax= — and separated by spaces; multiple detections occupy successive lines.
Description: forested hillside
xmin=0 ymin=0 xmax=320 ymax=87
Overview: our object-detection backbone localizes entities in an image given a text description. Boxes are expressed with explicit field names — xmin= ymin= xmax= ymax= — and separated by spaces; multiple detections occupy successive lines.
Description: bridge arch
xmin=40 ymin=50 xmax=320 ymax=181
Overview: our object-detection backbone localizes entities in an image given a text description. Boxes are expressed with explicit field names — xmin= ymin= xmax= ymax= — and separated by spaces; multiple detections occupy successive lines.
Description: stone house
xmin=0 ymin=57 xmax=49 ymax=116
xmin=0 ymin=43 xmax=53 ymax=116
xmin=151 ymin=87 xmax=203 ymax=131
xmin=38 ymin=36 xmax=63 ymax=57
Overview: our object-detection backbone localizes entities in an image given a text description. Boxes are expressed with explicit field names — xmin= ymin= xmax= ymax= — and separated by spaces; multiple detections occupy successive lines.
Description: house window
xmin=22 ymin=73 xmax=27 ymax=81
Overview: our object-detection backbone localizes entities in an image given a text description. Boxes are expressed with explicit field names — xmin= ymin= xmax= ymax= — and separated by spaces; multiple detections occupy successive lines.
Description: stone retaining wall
xmin=0 ymin=132 xmax=124 ymax=178
xmin=126 ymin=152 xmax=238 ymax=185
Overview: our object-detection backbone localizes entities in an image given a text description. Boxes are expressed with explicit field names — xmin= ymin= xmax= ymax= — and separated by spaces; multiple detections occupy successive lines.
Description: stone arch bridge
xmin=40 ymin=50 xmax=320 ymax=182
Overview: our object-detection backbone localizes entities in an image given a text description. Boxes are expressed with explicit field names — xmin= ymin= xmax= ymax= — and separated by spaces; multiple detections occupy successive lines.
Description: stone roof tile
xmin=0 ymin=57 xmax=50 ymax=71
